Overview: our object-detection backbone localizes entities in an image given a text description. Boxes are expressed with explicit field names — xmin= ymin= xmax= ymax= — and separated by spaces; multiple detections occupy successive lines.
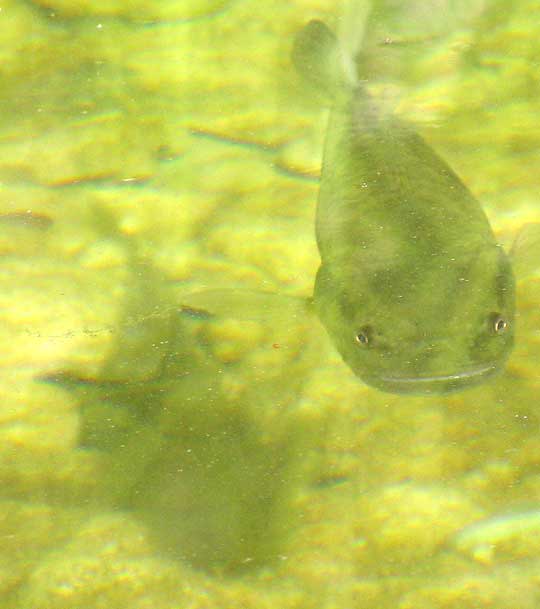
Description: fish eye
xmin=491 ymin=314 xmax=508 ymax=334
xmin=355 ymin=326 xmax=372 ymax=346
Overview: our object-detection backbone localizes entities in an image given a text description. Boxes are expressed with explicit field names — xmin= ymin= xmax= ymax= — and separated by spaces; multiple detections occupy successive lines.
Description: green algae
xmin=0 ymin=1 xmax=540 ymax=608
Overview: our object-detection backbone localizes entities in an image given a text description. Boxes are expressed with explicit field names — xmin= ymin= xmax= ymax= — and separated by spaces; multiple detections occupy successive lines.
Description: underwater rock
xmin=17 ymin=512 xmax=305 ymax=609
xmin=399 ymin=563 xmax=540 ymax=609
xmin=0 ymin=500 xmax=76 ymax=599
xmin=355 ymin=482 xmax=483 ymax=571
xmin=17 ymin=514 xmax=186 ymax=609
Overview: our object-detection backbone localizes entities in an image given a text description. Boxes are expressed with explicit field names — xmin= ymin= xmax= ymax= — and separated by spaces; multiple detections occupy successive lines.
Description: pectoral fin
xmin=180 ymin=289 xmax=311 ymax=326
xmin=179 ymin=289 xmax=318 ymax=372
xmin=511 ymin=223 xmax=540 ymax=279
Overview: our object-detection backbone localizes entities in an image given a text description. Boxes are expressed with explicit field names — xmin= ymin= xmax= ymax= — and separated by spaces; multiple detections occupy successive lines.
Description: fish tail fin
xmin=292 ymin=3 xmax=372 ymax=97
xmin=292 ymin=20 xmax=343 ymax=95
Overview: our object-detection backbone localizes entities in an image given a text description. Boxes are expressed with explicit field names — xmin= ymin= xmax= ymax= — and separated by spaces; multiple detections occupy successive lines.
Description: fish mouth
xmin=369 ymin=363 xmax=500 ymax=395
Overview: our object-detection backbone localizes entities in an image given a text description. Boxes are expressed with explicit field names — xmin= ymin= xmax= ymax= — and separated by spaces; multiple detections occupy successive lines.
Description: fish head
xmin=314 ymin=244 xmax=515 ymax=394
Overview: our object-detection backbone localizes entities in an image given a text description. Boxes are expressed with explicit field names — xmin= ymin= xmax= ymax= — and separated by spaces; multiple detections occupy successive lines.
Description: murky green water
xmin=1 ymin=1 xmax=539 ymax=607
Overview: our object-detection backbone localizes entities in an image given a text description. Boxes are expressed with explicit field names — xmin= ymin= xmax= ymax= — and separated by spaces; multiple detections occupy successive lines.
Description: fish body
xmin=295 ymin=20 xmax=515 ymax=393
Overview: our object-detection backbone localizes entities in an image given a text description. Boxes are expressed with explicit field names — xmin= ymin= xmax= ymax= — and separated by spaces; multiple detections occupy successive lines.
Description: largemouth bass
xmin=294 ymin=19 xmax=515 ymax=393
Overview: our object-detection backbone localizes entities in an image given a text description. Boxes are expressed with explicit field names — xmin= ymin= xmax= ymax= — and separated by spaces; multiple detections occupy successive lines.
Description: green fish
xmin=293 ymin=19 xmax=516 ymax=394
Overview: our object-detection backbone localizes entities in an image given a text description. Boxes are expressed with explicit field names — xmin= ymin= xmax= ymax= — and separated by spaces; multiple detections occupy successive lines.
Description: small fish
xmin=293 ymin=19 xmax=517 ymax=394
xmin=452 ymin=509 xmax=540 ymax=564
xmin=0 ymin=210 xmax=53 ymax=230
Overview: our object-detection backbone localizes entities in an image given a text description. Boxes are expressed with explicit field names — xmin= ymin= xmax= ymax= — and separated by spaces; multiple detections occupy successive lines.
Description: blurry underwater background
xmin=1 ymin=0 xmax=540 ymax=607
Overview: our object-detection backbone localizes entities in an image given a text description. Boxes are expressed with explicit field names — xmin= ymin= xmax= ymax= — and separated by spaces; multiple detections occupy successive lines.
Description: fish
xmin=292 ymin=19 xmax=516 ymax=394
xmin=0 ymin=210 xmax=53 ymax=230
xmin=452 ymin=509 xmax=540 ymax=564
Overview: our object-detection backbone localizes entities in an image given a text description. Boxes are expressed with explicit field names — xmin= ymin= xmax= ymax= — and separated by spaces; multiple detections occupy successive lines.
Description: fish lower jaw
xmin=366 ymin=363 xmax=501 ymax=395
